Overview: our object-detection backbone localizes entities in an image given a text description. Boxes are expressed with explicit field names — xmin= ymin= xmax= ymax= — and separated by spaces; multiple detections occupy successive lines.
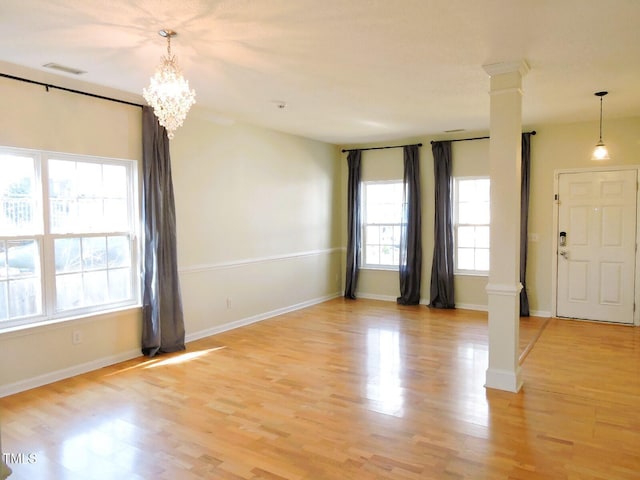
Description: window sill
xmin=361 ymin=265 xmax=399 ymax=272
xmin=0 ymin=304 xmax=142 ymax=338
xmin=454 ymin=271 xmax=489 ymax=278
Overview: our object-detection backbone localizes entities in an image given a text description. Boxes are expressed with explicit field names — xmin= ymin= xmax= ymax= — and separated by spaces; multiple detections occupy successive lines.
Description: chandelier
xmin=143 ymin=29 xmax=196 ymax=139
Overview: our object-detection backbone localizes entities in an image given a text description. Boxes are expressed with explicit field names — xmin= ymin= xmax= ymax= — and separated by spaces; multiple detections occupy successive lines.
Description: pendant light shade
xmin=591 ymin=91 xmax=610 ymax=161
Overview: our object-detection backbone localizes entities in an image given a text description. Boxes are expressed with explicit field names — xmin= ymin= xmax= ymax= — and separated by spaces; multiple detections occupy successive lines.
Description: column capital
xmin=483 ymin=60 xmax=530 ymax=78
xmin=486 ymin=282 xmax=523 ymax=297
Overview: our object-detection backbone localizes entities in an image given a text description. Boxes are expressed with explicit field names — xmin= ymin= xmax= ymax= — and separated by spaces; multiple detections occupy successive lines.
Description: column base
xmin=485 ymin=367 xmax=523 ymax=393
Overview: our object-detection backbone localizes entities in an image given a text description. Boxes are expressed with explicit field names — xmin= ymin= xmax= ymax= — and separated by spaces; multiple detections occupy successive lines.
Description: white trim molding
xmin=486 ymin=282 xmax=523 ymax=297
xmin=456 ymin=303 xmax=488 ymax=312
xmin=552 ymin=166 xmax=640 ymax=326
xmin=356 ymin=293 xmax=399 ymax=303
xmin=1 ymin=292 xmax=343 ymax=398
xmin=487 ymin=87 xmax=524 ymax=97
xmin=357 ymin=293 xmax=435 ymax=306
xmin=485 ymin=366 xmax=523 ymax=393
xmin=482 ymin=60 xmax=530 ymax=77
xmin=0 ymin=349 xmax=141 ymax=398
xmin=186 ymin=292 xmax=341 ymax=343
xmin=179 ymin=247 xmax=343 ymax=274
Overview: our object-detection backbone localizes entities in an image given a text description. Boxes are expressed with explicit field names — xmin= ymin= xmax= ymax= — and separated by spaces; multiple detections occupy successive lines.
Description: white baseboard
xmin=0 ymin=292 xmax=546 ymax=399
xmin=357 ymin=295 xmax=489 ymax=312
xmin=353 ymin=295 xmax=551 ymax=318
xmin=0 ymin=348 xmax=141 ymax=398
xmin=185 ymin=292 xmax=342 ymax=343
xmin=0 ymin=292 xmax=342 ymax=398
xmin=455 ymin=303 xmax=488 ymax=312
xmin=458 ymin=304 xmax=552 ymax=318
xmin=357 ymin=293 xmax=434 ymax=305
xmin=356 ymin=293 xmax=398 ymax=303
xmin=485 ymin=367 xmax=523 ymax=393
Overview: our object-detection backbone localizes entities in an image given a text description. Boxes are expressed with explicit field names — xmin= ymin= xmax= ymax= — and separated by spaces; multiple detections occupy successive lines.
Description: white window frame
xmin=361 ymin=180 xmax=404 ymax=270
xmin=0 ymin=146 xmax=140 ymax=330
xmin=453 ymin=176 xmax=490 ymax=276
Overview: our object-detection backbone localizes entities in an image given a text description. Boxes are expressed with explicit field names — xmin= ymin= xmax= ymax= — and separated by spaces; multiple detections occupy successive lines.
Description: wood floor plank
xmin=1 ymin=298 xmax=639 ymax=479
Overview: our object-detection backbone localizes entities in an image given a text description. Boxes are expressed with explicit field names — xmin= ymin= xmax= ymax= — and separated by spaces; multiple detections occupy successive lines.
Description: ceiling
xmin=1 ymin=0 xmax=639 ymax=144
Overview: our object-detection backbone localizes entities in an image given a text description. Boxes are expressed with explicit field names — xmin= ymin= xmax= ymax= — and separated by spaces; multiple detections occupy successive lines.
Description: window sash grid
xmin=454 ymin=177 xmax=490 ymax=274
xmin=362 ymin=181 xmax=403 ymax=269
xmin=0 ymin=146 xmax=139 ymax=328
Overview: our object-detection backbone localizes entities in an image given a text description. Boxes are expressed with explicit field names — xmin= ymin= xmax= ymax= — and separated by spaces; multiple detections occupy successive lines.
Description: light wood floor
xmin=1 ymin=298 xmax=639 ymax=479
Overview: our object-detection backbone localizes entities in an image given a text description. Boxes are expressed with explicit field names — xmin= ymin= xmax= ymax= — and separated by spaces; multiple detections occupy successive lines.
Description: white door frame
xmin=551 ymin=166 xmax=640 ymax=326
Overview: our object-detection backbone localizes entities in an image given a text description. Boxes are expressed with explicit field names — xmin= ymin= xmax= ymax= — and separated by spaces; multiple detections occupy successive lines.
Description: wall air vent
xmin=43 ymin=63 xmax=86 ymax=75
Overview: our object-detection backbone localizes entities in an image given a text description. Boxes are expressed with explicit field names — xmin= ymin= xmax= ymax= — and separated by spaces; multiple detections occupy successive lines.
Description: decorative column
xmin=483 ymin=60 xmax=529 ymax=392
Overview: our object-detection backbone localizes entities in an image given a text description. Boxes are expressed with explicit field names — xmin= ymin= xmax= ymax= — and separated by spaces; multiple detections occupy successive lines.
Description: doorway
xmin=554 ymin=168 xmax=638 ymax=324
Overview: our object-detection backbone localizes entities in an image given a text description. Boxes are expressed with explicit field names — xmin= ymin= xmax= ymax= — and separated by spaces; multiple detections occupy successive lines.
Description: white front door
xmin=556 ymin=170 xmax=637 ymax=324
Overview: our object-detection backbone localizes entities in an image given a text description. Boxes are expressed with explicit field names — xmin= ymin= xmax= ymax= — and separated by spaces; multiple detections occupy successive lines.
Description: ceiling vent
xmin=43 ymin=63 xmax=86 ymax=75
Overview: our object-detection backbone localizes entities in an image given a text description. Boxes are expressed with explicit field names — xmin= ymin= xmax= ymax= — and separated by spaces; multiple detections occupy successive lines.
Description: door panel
xmin=600 ymin=262 xmax=622 ymax=304
xmin=601 ymin=206 xmax=622 ymax=246
xmin=557 ymin=170 xmax=637 ymax=323
xmin=567 ymin=261 xmax=588 ymax=301
xmin=569 ymin=207 xmax=588 ymax=244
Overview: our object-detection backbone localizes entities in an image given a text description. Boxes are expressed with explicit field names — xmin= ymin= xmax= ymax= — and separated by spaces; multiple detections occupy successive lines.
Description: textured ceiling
xmin=1 ymin=0 xmax=639 ymax=144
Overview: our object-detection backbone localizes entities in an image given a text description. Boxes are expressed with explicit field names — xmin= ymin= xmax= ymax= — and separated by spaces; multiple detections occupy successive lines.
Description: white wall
xmin=343 ymin=116 xmax=640 ymax=316
xmin=341 ymin=134 xmax=490 ymax=309
xmin=170 ymin=116 xmax=343 ymax=340
xmin=0 ymin=64 xmax=342 ymax=396
xmin=1 ymin=60 xmax=637 ymax=396
xmin=354 ymin=147 xmax=422 ymax=302
xmin=0 ymin=65 xmax=144 ymax=396
xmin=526 ymin=117 xmax=640 ymax=315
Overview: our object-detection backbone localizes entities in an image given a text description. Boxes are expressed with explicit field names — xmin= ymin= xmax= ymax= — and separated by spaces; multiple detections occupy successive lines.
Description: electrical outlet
xmin=72 ymin=330 xmax=83 ymax=345
xmin=226 ymin=297 xmax=232 ymax=309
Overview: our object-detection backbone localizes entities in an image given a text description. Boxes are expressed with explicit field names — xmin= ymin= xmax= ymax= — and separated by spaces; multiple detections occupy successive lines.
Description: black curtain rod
xmin=341 ymin=142 xmax=422 ymax=153
xmin=430 ymin=130 xmax=536 ymax=145
xmin=0 ymin=72 xmax=144 ymax=109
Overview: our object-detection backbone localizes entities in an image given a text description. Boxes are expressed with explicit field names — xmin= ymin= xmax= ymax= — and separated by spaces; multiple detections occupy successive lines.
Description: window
xmin=454 ymin=177 xmax=490 ymax=274
xmin=362 ymin=181 xmax=403 ymax=269
xmin=0 ymin=147 xmax=139 ymax=329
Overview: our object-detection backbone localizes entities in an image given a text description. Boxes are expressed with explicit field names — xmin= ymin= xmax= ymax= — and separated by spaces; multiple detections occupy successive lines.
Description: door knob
xmin=560 ymin=250 xmax=568 ymax=259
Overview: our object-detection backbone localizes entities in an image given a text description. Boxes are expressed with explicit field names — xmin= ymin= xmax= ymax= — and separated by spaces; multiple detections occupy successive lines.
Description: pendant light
xmin=591 ymin=91 xmax=610 ymax=161
xmin=143 ymin=29 xmax=196 ymax=140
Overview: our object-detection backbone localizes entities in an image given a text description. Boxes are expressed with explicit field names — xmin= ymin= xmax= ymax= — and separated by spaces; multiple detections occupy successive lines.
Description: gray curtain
xmin=429 ymin=141 xmax=455 ymax=308
xmin=520 ymin=133 xmax=532 ymax=316
xmin=344 ymin=150 xmax=362 ymax=299
xmin=141 ymin=106 xmax=186 ymax=356
xmin=397 ymin=145 xmax=422 ymax=305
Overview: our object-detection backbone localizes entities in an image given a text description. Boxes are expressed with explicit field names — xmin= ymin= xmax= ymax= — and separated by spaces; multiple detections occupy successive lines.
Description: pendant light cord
xmin=594 ymin=90 xmax=608 ymax=143
xmin=599 ymin=95 xmax=604 ymax=142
